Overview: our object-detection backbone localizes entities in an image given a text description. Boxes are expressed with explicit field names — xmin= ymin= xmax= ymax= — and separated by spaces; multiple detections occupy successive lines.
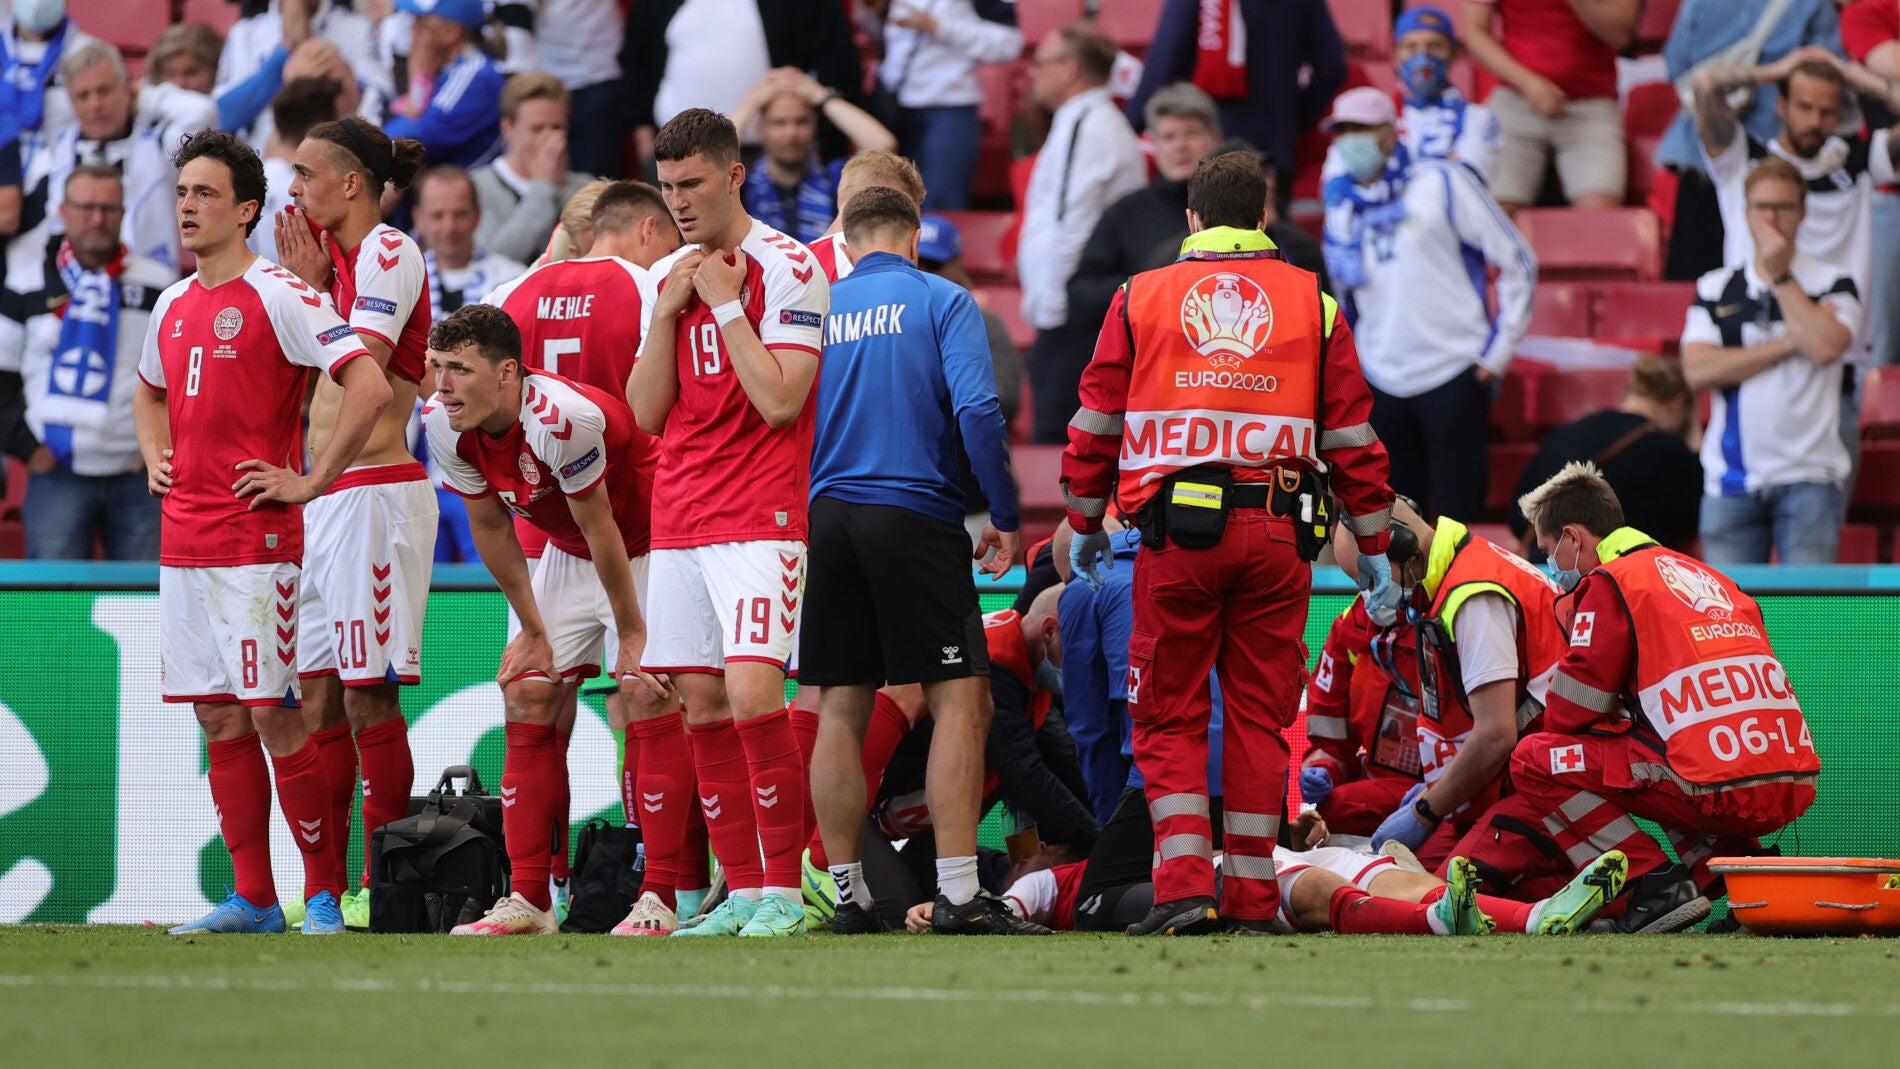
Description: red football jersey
xmin=423 ymin=371 xmax=651 ymax=558
xmin=326 ymin=222 xmax=431 ymax=384
xmin=137 ymin=257 xmax=371 ymax=566
xmin=644 ymin=218 xmax=829 ymax=549
xmin=811 ymin=231 xmax=852 ymax=284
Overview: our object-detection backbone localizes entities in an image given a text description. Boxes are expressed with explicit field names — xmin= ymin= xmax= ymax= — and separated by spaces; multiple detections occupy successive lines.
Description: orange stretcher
xmin=1709 ymin=857 xmax=1900 ymax=936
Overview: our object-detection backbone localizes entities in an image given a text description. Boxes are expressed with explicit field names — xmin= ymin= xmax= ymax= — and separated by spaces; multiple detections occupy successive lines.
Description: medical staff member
xmin=1063 ymin=149 xmax=1399 ymax=937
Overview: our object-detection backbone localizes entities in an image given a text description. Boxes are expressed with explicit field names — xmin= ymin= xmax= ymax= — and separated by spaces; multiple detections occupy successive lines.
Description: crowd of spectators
xmin=0 ymin=0 xmax=1895 ymax=565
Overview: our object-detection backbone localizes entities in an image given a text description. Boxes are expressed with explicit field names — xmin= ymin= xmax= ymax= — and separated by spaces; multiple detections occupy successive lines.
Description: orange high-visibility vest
xmin=1115 ymin=250 xmax=1329 ymax=516
xmin=1595 ymin=545 xmax=1819 ymax=788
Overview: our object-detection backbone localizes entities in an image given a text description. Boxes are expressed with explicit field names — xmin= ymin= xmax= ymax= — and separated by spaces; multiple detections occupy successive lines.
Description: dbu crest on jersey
xmin=1180 ymin=272 xmax=1272 ymax=369
xmin=518 ymin=451 xmax=542 ymax=485
xmin=213 ymin=307 xmax=244 ymax=341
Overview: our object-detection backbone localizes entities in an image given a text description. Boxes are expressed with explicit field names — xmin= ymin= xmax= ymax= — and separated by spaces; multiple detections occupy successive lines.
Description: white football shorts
xmin=297 ymin=465 xmax=437 ymax=684
xmin=160 ymin=562 xmax=302 ymax=706
xmin=643 ymin=539 xmax=805 ymax=674
xmin=506 ymin=546 xmax=650 ymax=682
xmin=1271 ymin=845 xmax=1398 ymax=931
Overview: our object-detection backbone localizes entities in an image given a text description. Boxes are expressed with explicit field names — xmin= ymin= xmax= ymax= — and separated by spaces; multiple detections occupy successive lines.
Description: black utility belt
xmin=1136 ymin=465 xmax=1332 ymax=560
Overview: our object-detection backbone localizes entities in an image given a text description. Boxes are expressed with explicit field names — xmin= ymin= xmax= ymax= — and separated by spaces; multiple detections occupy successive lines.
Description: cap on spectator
xmin=1393 ymin=6 xmax=1458 ymax=44
xmin=397 ymin=0 xmax=484 ymax=31
xmin=1323 ymin=87 xmax=1397 ymax=130
xmin=918 ymin=214 xmax=962 ymax=264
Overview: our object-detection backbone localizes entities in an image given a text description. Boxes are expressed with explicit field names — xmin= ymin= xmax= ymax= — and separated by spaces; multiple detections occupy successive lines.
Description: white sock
xmin=937 ymin=855 xmax=979 ymax=906
xmin=1523 ymin=901 xmax=1545 ymax=934
xmin=733 ymin=887 xmax=762 ymax=901
xmin=830 ymin=862 xmax=872 ymax=909
xmin=764 ymin=885 xmax=801 ymax=903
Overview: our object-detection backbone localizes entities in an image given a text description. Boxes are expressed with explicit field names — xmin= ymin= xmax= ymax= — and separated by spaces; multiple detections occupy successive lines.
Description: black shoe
xmin=827 ymin=901 xmax=890 ymax=934
xmin=1606 ymin=864 xmax=1712 ymax=933
xmin=1125 ymin=895 xmax=1220 ymax=937
xmin=931 ymin=891 xmax=1052 ymax=935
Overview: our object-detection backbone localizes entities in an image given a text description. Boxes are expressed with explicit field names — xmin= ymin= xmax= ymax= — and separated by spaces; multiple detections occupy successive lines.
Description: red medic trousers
xmin=1129 ymin=511 xmax=1309 ymax=923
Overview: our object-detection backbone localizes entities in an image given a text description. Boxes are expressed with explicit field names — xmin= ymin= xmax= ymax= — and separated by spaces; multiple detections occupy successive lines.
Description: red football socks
xmin=1479 ymin=893 xmax=1535 ymax=934
xmin=309 ymin=722 xmax=356 ymax=891
xmin=550 ymin=729 xmax=572 ymax=881
xmin=790 ymin=705 xmax=820 ymax=863
xmin=679 ymin=780 xmax=711 ymax=890
xmin=272 ymin=736 xmax=340 ymax=902
xmin=863 ymin=691 xmax=912 ymax=798
xmin=631 ymin=712 xmax=695 ymax=910
xmin=1328 ymin=885 xmax=1435 ymax=935
xmin=502 ymin=721 xmax=561 ymax=911
xmin=736 ymin=708 xmax=808 ymax=893
xmin=207 ymin=732 xmax=275 ymax=907
xmin=689 ymin=717 xmax=763 ymax=892
xmin=621 ymin=728 xmax=642 ymax=825
xmin=353 ymin=716 xmax=413 ymax=888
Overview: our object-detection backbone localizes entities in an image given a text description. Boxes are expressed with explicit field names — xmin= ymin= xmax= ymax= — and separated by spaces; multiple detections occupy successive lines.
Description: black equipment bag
xmin=370 ymin=765 xmax=510 ymax=933
xmin=559 ymin=818 xmax=645 ymax=933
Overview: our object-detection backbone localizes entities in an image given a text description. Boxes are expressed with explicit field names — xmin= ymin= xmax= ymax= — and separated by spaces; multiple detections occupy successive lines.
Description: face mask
xmin=1550 ymin=531 xmax=1583 ymax=593
xmin=1398 ymin=52 xmax=1450 ymax=102
xmin=1335 ymin=133 xmax=1388 ymax=182
xmin=1033 ymin=658 xmax=1064 ymax=697
xmin=11 ymin=0 xmax=64 ymax=35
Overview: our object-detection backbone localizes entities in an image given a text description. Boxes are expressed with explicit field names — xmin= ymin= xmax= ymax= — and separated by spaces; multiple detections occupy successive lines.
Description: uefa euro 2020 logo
xmin=1179 ymin=271 xmax=1273 ymax=369
xmin=1656 ymin=555 xmax=1734 ymax=620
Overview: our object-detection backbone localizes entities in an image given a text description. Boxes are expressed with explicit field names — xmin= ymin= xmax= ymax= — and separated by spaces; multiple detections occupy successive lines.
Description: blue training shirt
xmin=810 ymin=251 xmax=1020 ymax=530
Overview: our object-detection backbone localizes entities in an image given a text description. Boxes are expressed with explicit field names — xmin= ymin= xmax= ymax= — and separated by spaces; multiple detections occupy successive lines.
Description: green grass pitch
xmin=2 ymin=927 xmax=1896 ymax=1068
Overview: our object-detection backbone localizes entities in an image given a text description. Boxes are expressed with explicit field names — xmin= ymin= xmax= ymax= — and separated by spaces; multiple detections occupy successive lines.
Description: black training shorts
xmin=798 ymin=496 xmax=989 ymax=687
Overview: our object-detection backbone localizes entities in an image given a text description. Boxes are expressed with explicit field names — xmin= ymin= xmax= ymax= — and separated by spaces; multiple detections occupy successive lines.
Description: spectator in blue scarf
xmin=732 ymin=67 xmax=895 ymax=244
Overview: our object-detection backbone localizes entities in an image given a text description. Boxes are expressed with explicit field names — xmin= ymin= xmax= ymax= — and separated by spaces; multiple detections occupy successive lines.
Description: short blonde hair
xmin=1517 ymin=461 xmax=1625 ymax=540
xmin=561 ymin=178 xmax=615 ymax=236
xmin=838 ymin=151 xmax=926 ymax=206
xmin=148 ymin=23 xmax=222 ymax=82
xmin=501 ymin=71 xmax=568 ymax=123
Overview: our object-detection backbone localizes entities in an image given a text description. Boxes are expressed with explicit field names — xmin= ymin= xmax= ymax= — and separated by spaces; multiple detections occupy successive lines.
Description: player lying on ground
xmin=903 ymin=811 xmax=1630 ymax=936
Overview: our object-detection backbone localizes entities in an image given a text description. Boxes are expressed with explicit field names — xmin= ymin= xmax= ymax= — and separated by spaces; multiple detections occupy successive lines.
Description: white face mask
xmin=10 ymin=0 xmax=65 ymax=36
xmin=1334 ymin=133 xmax=1388 ymax=182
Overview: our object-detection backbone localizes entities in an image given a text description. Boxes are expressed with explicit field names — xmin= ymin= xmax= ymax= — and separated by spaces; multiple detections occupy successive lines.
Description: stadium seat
xmin=1010 ymin=444 xmax=1068 ymax=539
xmin=1529 ymin=281 xmax=1591 ymax=337
xmin=1528 ymin=367 xmax=1629 ymax=434
xmin=1626 ymin=135 xmax=1661 ymax=207
xmin=1017 ymin=0 xmax=1086 ymax=45
xmin=978 ymin=285 xmax=1034 ymax=351
xmin=1851 ymin=441 xmax=1900 ymax=515
xmin=1485 ymin=442 xmax=1538 ymax=518
xmin=1094 ymin=0 xmax=1165 ymax=48
xmin=1623 ymin=81 xmax=1681 ymax=140
xmin=1589 ymin=280 xmax=1697 ymax=352
xmin=180 ymin=0 xmax=243 ymax=34
xmin=977 ymin=62 xmax=1025 ymax=139
xmin=1636 ymin=0 xmax=1682 ymax=51
xmin=944 ymin=211 xmax=1017 ymax=286
xmin=1514 ymin=207 xmax=1663 ymax=281
xmin=1860 ymin=366 xmax=1900 ymax=440
xmin=1469 ymin=523 xmax=1518 ymax=550
xmin=1332 ymin=0 xmax=1394 ymax=58
xmin=1490 ymin=362 xmax=1549 ymax=443
xmin=1837 ymin=523 xmax=1880 ymax=564
xmin=71 ymin=1 xmax=169 ymax=55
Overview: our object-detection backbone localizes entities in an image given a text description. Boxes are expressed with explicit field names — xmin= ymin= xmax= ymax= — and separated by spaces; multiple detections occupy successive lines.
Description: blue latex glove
xmin=1357 ymin=550 xmax=1403 ymax=627
xmin=1070 ymin=528 xmax=1112 ymax=591
xmin=1370 ymin=782 xmax=1433 ymax=851
xmin=1299 ymin=766 xmax=1334 ymax=805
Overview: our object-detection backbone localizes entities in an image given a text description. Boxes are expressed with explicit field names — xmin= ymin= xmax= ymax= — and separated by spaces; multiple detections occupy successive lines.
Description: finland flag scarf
xmin=39 ymin=240 xmax=124 ymax=467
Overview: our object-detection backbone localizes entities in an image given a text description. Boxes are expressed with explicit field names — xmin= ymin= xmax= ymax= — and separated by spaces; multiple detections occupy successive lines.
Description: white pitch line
xmin=0 ymin=973 xmax=1895 ymax=1020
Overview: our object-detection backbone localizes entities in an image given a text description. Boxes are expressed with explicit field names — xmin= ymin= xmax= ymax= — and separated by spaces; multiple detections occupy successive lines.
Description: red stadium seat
xmin=1515 ymin=207 xmax=1663 ymax=281
xmin=1589 ymin=280 xmax=1697 ymax=353
xmin=1094 ymin=0 xmax=1166 ymax=48
xmin=1332 ymin=0 xmax=1394 ymax=59
xmin=977 ymin=62 xmax=1026 ymax=139
xmin=1636 ymin=0 xmax=1682 ymax=51
xmin=1529 ymin=282 xmax=1591 ymax=337
xmin=1861 ymin=367 xmax=1900 ymax=440
xmin=69 ymin=0 xmax=169 ymax=55
xmin=977 ymin=285 xmax=1035 ymax=351
xmin=1490 ymin=362 xmax=1550 ymax=443
xmin=1018 ymin=0 xmax=1086 ymax=45
xmin=1626 ymin=135 xmax=1661 ymax=208
xmin=1851 ymin=441 xmax=1900 ymax=515
xmin=942 ymin=211 xmax=1017 ymax=286
xmin=1010 ymin=444 xmax=1068 ymax=541
xmin=1528 ymin=368 xmax=1628 ymax=434
xmin=180 ymin=0 xmax=243 ymax=35
xmin=1837 ymin=523 xmax=1880 ymax=564
xmin=1 ymin=458 xmax=23 ymax=523
xmin=1485 ymin=442 xmax=1539 ymax=518
xmin=1623 ymin=81 xmax=1681 ymax=139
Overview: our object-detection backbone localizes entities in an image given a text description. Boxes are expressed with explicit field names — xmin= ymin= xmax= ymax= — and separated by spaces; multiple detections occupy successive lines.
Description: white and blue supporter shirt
xmin=1682 ymin=252 xmax=1859 ymax=497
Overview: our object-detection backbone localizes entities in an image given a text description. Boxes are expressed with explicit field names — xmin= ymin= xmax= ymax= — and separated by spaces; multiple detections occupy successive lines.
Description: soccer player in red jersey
xmin=268 ymin=118 xmax=437 ymax=929
xmin=625 ymin=109 xmax=829 ymax=938
xmin=486 ymin=179 xmax=681 ymax=927
xmin=807 ymin=151 xmax=927 ymax=284
xmin=420 ymin=304 xmax=673 ymax=936
xmin=135 ymin=131 xmax=393 ymax=935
